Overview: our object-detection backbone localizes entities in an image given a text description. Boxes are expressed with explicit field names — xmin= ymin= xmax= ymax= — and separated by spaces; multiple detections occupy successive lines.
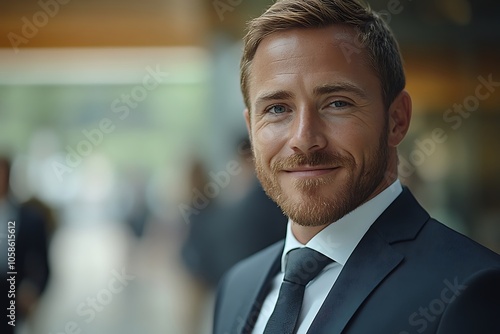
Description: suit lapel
xmin=308 ymin=188 xmax=429 ymax=333
xmin=308 ymin=229 xmax=403 ymax=333
xmin=229 ymin=242 xmax=283 ymax=334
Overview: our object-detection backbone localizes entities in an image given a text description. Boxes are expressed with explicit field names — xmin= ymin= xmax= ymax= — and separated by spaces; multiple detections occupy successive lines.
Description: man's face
xmin=245 ymin=25 xmax=396 ymax=228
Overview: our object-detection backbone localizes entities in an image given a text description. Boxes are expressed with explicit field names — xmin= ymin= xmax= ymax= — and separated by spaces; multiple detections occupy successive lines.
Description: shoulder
xmin=218 ymin=240 xmax=283 ymax=294
xmin=437 ymin=266 xmax=500 ymax=334
xmin=420 ymin=218 xmax=500 ymax=264
xmin=373 ymin=187 xmax=500 ymax=267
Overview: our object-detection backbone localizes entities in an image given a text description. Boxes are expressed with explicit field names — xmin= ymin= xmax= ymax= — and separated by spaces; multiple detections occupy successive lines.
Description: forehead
xmin=248 ymin=25 xmax=379 ymax=103
xmin=260 ymin=24 xmax=360 ymax=52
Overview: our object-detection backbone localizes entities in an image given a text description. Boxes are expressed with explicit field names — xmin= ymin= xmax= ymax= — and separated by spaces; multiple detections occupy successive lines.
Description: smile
xmin=284 ymin=167 xmax=339 ymax=178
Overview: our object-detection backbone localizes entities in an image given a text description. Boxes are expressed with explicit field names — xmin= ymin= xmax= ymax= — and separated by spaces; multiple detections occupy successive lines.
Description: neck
xmin=291 ymin=222 xmax=329 ymax=245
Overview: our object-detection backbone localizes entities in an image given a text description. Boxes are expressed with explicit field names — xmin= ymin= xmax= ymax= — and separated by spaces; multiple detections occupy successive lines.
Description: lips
xmin=284 ymin=166 xmax=339 ymax=177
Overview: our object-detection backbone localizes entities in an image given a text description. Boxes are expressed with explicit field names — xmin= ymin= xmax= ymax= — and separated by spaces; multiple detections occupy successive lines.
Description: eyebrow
xmin=313 ymin=83 xmax=368 ymax=100
xmin=255 ymin=90 xmax=295 ymax=106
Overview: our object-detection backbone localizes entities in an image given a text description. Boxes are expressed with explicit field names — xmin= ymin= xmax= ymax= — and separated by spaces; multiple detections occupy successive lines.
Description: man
xmin=0 ymin=157 xmax=51 ymax=334
xmin=213 ymin=0 xmax=500 ymax=333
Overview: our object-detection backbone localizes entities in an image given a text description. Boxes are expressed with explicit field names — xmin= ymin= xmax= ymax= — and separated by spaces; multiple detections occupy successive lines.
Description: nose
xmin=288 ymin=106 xmax=328 ymax=154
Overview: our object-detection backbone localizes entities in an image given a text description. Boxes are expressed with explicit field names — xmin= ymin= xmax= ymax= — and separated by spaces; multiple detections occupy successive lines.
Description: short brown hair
xmin=240 ymin=0 xmax=406 ymax=110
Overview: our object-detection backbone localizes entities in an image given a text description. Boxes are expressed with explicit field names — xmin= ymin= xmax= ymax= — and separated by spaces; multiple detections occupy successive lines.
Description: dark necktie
xmin=263 ymin=247 xmax=333 ymax=334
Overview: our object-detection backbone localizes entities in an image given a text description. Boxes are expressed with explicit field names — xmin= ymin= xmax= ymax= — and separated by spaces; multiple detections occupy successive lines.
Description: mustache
xmin=271 ymin=151 xmax=354 ymax=173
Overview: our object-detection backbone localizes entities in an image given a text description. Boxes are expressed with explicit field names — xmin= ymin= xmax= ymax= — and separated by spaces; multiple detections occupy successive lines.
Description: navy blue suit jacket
xmin=214 ymin=188 xmax=500 ymax=334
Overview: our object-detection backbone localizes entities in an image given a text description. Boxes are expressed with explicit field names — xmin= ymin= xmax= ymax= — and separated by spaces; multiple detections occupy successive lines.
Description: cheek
xmin=253 ymin=126 xmax=283 ymax=161
xmin=333 ymin=124 xmax=380 ymax=161
xmin=256 ymin=125 xmax=280 ymax=143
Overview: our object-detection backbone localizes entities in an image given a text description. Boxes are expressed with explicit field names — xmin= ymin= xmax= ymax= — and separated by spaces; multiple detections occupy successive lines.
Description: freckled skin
xmin=244 ymin=25 xmax=412 ymax=243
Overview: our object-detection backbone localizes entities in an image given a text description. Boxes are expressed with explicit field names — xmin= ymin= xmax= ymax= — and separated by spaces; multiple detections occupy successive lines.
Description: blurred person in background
xmin=181 ymin=138 xmax=286 ymax=333
xmin=0 ymin=156 xmax=51 ymax=334
xmin=213 ymin=1 xmax=500 ymax=333
xmin=181 ymin=138 xmax=286 ymax=287
xmin=121 ymin=167 xmax=151 ymax=239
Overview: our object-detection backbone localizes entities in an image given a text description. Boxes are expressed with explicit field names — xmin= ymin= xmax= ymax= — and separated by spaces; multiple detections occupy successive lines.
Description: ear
xmin=244 ymin=108 xmax=252 ymax=140
xmin=387 ymin=90 xmax=412 ymax=147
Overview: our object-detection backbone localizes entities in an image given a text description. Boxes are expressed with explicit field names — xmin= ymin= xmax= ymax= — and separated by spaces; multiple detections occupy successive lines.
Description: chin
xmin=279 ymin=192 xmax=346 ymax=227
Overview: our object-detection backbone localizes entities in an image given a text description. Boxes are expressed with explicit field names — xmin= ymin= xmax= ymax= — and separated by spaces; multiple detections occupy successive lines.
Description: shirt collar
xmin=281 ymin=180 xmax=402 ymax=272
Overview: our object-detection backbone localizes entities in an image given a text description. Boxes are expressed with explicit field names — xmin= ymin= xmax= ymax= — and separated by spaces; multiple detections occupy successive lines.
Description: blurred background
xmin=0 ymin=0 xmax=499 ymax=333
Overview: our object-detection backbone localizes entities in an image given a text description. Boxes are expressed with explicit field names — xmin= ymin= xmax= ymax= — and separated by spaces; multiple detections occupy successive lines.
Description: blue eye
xmin=330 ymin=100 xmax=350 ymax=108
xmin=268 ymin=105 xmax=287 ymax=114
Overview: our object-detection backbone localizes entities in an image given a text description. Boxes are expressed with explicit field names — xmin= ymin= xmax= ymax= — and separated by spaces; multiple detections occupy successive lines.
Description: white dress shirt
xmin=252 ymin=180 xmax=402 ymax=334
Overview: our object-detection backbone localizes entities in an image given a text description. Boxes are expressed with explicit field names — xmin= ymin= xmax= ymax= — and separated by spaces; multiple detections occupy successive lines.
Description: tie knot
xmin=284 ymin=247 xmax=332 ymax=286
